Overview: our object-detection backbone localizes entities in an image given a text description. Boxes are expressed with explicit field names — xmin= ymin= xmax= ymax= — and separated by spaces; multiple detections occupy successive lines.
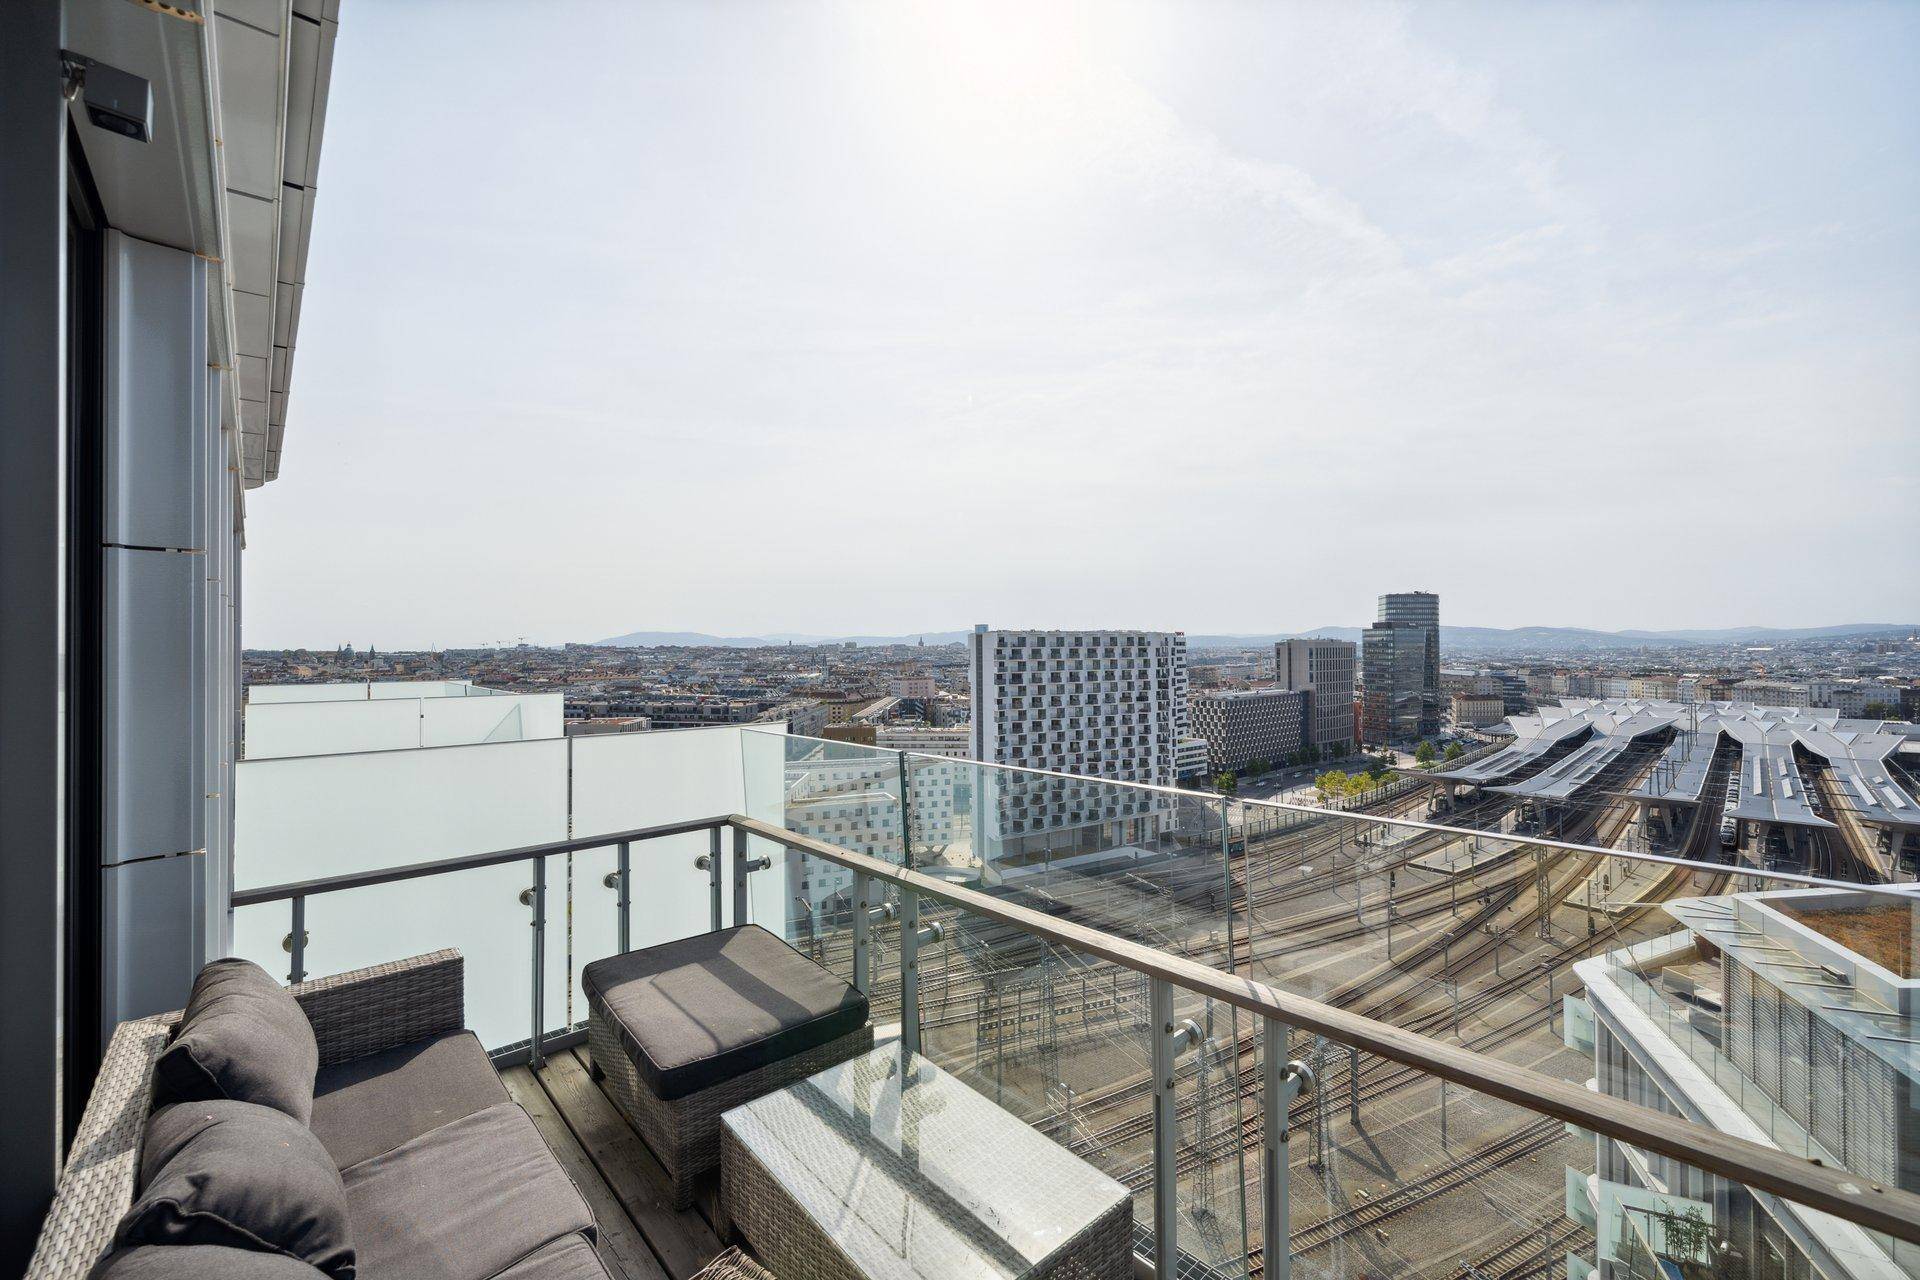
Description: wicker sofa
xmin=26 ymin=950 xmax=610 ymax=1280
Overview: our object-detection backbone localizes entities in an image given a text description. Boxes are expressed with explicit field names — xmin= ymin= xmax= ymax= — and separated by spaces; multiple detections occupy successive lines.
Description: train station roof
xmin=1445 ymin=699 xmax=1920 ymax=831
xmin=1434 ymin=706 xmax=1596 ymax=785
xmin=1490 ymin=704 xmax=1685 ymax=801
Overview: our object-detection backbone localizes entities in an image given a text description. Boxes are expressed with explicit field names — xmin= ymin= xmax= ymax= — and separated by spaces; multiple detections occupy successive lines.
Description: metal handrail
xmin=767 ymin=727 xmax=1920 ymax=900
xmin=231 ymin=810 xmax=1920 ymax=1256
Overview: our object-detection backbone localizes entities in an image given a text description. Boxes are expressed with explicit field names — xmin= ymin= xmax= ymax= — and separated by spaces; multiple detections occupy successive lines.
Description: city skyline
xmin=242 ymin=0 xmax=1920 ymax=649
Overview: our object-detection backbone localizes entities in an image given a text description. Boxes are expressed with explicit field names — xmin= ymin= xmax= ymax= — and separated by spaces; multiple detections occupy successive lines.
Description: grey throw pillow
xmin=120 ymin=1101 xmax=355 ymax=1278
xmin=154 ymin=957 xmax=319 ymax=1124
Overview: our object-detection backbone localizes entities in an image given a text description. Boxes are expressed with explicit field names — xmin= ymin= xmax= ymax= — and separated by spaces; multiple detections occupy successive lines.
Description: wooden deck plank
xmin=501 ymin=1066 xmax=670 ymax=1280
xmin=536 ymin=1047 xmax=726 ymax=1280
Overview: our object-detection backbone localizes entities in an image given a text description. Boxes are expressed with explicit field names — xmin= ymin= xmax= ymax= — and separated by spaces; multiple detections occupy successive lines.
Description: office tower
xmin=967 ymin=626 xmax=1189 ymax=849
xmin=1188 ymin=688 xmax=1306 ymax=774
xmin=1276 ymin=637 xmax=1357 ymax=754
xmin=1362 ymin=591 xmax=1441 ymax=744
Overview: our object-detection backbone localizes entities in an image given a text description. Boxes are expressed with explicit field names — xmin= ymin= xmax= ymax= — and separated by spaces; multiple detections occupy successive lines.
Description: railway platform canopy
xmin=1632 ymin=719 xmax=1723 ymax=805
xmin=1488 ymin=704 xmax=1683 ymax=802
xmin=1452 ymin=700 xmax=1920 ymax=837
xmin=1431 ymin=705 xmax=1597 ymax=786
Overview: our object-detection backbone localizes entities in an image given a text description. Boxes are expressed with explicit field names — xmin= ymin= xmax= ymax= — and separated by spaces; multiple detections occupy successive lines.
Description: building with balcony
xmin=1571 ymin=888 xmax=1920 ymax=1280
xmin=967 ymin=625 xmax=1190 ymax=850
xmin=1275 ymin=637 xmax=1357 ymax=754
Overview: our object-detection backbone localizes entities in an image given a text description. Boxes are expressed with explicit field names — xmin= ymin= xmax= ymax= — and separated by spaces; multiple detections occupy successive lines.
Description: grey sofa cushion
xmin=581 ymin=924 xmax=867 ymax=1101
xmin=309 ymin=1030 xmax=508 ymax=1169
xmin=153 ymin=958 xmax=319 ymax=1124
xmin=91 ymin=1244 xmax=329 ymax=1278
xmin=340 ymin=1102 xmax=594 ymax=1280
xmin=122 ymin=1101 xmax=354 ymax=1278
xmin=491 ymin=1234 xmax=613 ymax=1279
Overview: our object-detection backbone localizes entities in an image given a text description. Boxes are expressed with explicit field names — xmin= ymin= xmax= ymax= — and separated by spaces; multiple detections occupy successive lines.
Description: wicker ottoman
xmin=584 ymin=924 xmax=873 ymax=1210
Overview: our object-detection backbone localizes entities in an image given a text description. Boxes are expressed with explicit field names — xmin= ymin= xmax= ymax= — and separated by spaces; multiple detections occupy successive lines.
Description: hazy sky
xmin=246 ymin=0 xmax=1920 ymax=648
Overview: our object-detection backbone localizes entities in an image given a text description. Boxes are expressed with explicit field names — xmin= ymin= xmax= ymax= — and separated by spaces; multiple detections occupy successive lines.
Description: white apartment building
xmin=876 ymin=725 xmax=972 ymax=758
xmin=1176 ymin=736 xmax=1210 ymax=781
xmin=780 ymin=753 xmax=967 ymax=915
xmin=889 ymin=669 xmax=937 ymax=700
xmin=1275 ymin=637 xmax=1357 ymax=753
xmin=967 ymin=626 xmax=1190 ymax=846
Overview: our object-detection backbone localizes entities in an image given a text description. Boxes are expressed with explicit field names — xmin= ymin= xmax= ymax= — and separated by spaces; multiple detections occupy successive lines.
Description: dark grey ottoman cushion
xmin=491 ymin=1234 xmax=613 ymax=1279
xmin=121 ymin=1100 xmax=354 ymax=1278
xmin=582 ymin=924 xmax=867 ymax=1101
xmin=153 ymin=957 xmax=319 ymax=1124
xmin=340 ymin=1102 xmax=594 ymax=1280
xmin=309 ymin=1030 xmax=508 ymax=1169
xmin=91 ymin=1244 xmax=329 ymax=1278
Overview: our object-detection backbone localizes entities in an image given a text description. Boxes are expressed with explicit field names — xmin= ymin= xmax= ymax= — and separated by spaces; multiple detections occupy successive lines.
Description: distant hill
xmin=596 ymin=624 xmax=1914 ymax=652
xmin=1188 ymin=623 xmax=1915 ymax=653
xmin=595 ymin=629 xmax=971 ymax=649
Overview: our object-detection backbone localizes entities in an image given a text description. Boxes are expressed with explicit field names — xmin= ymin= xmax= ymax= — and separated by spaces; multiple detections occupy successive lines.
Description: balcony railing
xmin=228 ymin=725 xmax=1920 ymax=1279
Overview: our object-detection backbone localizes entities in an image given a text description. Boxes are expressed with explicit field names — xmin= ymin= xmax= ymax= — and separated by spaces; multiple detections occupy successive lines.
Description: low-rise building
xmin=1449 ymin=691 xmax=1507 ymax=728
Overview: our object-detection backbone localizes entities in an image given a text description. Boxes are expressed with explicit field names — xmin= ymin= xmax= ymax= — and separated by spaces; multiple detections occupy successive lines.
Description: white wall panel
xmin=244 ymin=697 xmax=420 ymax=758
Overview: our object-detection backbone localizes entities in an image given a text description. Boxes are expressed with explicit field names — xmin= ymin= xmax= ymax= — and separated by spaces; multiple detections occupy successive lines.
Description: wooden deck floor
xmin=502 ymin=1046 xmax=731 ymax=1280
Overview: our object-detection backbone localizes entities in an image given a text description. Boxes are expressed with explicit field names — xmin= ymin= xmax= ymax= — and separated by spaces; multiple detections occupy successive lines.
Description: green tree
xmin=1863 ymin=700 xmax=1895 ymax=719
xmin=1414 ymin=740 xmax=1437 ymax=767
xmin=1314 ymin=769 xmax=1348 ymax=799
xmin=1245 ymin=758 xmax=1268 ymax=777
xmin=1215 ymin=771 xmax=1238 ymax=795
xmin=1444 ymin=741 xmax=1464 ymax=762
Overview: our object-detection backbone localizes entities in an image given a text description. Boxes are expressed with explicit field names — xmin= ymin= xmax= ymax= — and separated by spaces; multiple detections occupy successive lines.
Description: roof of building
xmin=1445 ymin=699 xmax=1920 ymax=831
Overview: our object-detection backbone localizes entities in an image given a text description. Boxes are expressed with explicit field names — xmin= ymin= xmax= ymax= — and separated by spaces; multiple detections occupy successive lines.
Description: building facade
xmin=1189 ymin=689 xmax=1306 ymax=774
xmin=1175 ymin=736 xmax=1210 ymax=781
xmin=1571 ymin=890 xmax=1920 ymax=1280
xmin=1362 ymin=591 xmax=1441 ymax=744
xmin=967 ymin=626 xmax=1190 ymax=847
xmin=1275 ymin=637 xmax=1357 ymax=754
xmin=1450 ymin=691 xmax=1507 ymax=728
xmin=876 ymin=725 xmax=972 ymax=758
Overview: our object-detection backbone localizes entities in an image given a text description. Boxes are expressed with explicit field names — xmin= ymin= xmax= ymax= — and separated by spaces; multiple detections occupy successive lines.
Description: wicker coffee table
xmin=720 ymin=1044 xmax=1132 ymax=1279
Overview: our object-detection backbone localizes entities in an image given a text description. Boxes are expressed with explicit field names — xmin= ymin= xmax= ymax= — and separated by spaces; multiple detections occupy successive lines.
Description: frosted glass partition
xmin=233 ymin=738 xmax=571 ymax=1049
xmin=419 ymin=696 xmax=529 ymax=747
xmin=367 ymin=680 xmax=478 ymax=699
xmin=243 ymin=698 xmax=422 ymax=759
xmin=570 ymin=725 xmax=787 ymax=1021
xmin=244 ymin=692 xmax=564 ymax=759
xmin=246 ymin=683 xmax=378 ymax=704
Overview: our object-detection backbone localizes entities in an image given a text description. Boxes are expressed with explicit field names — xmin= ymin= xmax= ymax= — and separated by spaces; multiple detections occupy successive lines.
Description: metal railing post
xmin=1151 ymin=977 xmax=1202 ymax=1278
xmin=700 ymin=825 xmax=723 ymax=932
xmin=1263 ymin=1019 xmax=1312 ymax=1280
xmin=615 ymin=840 xmax=631 ymax=954
xmin=733 ymin=825 xmax=751 ymax=926
xmin=852 ymin=871 xmax=871 ymax=994
xmin=530 ymin=859 xmax=547 ymax=1068
xmin=288 ymin=896 xmax=306 ymax=984
xmin=901 ymin=888 xmax=922 ymax=1054
xmin=898 ymin=750 xmax=915 ymax=871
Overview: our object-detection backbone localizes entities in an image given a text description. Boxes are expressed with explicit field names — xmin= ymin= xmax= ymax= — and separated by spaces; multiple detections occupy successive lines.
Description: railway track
xmin=1453 ymin=1215 xmax=1588 ymax=1278
xmin=1285 ymin=1117 xmax=1567 ymax=1256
